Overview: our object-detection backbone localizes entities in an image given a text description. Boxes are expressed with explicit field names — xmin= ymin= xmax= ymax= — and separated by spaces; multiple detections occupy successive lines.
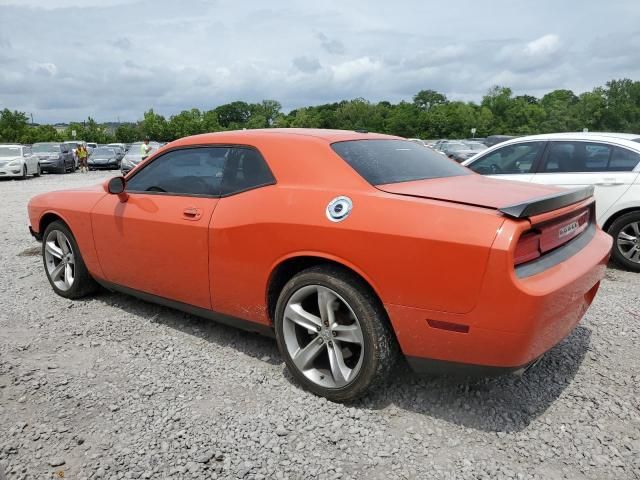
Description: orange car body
xmin=28 ymin=129 xmax=612 ymax=373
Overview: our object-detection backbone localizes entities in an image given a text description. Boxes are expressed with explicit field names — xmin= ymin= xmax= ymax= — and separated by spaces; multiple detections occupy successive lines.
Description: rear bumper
xmin=387 ymin=227 xmax=612 ymax=370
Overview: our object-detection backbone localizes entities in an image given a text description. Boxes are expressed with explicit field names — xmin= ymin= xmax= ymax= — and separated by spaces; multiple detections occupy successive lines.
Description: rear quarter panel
xmin=210 ymin=185 xmax=505 ymax=324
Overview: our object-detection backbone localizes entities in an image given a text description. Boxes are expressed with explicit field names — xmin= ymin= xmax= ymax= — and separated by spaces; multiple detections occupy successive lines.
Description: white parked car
xmin=463 ymin=132 xmax=640 ymax=271
xmin=0 ymin=144 xmax=41 ymax=178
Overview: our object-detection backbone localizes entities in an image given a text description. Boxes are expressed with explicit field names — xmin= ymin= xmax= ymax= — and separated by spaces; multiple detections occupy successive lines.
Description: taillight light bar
xmin=514 ymin=230 xmax=542 ymax=265
xmin=514 ymin=207 xmax=591 ymax=267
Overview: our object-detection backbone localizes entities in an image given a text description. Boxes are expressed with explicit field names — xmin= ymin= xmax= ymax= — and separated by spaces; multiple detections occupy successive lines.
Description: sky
xmin=0 ymin=0 xmax=639 ymax=123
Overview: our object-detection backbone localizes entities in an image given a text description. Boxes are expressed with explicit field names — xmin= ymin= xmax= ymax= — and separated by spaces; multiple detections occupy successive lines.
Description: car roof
xmin=177 ymin=128 xmax=400 ymax=145
xmin=480 ymin=132 xmax=640 ymax=151
xmin=0 ymin=144 xmax=22 ymax=147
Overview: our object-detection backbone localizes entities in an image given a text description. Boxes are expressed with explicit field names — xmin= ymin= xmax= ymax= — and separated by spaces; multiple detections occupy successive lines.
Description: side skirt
xmin=95 ymin=279 xmax=275 ymax=338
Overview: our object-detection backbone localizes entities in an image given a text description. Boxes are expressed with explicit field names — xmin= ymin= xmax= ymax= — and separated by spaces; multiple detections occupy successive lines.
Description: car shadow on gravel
xmin=356 ymin=325 xmax=592 ymax=433
xmin=93 ymin=290 xmax=282 ymax=365
xmin=92 ymin=289 xmax=590 ymax=433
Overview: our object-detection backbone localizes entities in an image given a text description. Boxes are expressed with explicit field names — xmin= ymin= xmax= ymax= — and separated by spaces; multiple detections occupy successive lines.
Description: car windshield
xmin=0 ymin=146 xmax=21 ymax=157
xmin=332 ymin=139 xmax=471 ymax=185
xmin=465 ymin=142 xmax=487 ymax=151
xmin=446 ymin=143 xmax=467 ymax=152
xmin=33 ymin=143 xmax=61 ymax=153
xmin=94 ymin=148 xmax=116 ymax=156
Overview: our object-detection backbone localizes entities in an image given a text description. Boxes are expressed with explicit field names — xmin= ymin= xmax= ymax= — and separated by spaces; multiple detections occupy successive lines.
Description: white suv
xmin=463 ymin=132 xmax=640 ymax=271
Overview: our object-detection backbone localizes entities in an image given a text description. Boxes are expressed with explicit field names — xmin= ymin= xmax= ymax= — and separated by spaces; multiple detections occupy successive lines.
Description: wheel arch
xmin=602 ymin=206 xmax=640 ymax=232
xmin=265 ymin=253 xmax=386 ymax=324
xmin=39 ymin=211 xmax=70 ymax=236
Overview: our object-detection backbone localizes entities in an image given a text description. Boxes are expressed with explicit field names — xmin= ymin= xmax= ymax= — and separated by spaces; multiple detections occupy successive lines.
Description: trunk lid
xmin=377 ymin=175 xmax=593 ymax=218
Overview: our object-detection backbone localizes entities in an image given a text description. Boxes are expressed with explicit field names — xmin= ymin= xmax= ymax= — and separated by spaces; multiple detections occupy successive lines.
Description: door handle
xmin=182 ymin=207 xmax=202 ymax=221
xmin=595 ymin=178 xmax=623 ymax=186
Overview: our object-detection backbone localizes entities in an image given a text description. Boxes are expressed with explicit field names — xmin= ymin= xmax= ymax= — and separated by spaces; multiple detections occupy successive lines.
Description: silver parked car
xmin=0 ymin=144 xmax=41 ymax=178
xmin=120 ymin=141 xmax=161 ymax=174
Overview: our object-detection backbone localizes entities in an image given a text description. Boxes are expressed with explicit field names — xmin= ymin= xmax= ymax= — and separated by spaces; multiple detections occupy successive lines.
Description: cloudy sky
xmin=1 ymin=0 xmax=639 ymax=123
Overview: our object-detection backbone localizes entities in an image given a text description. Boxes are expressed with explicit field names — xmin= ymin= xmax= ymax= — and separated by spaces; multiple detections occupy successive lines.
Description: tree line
xmin=1 ymin=78 xmax=639 ymax=145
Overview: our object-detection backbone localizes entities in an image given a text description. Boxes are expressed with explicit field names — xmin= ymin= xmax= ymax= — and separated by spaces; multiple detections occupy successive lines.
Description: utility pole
xmin=30 ymin=113 xmax=34 ymax=125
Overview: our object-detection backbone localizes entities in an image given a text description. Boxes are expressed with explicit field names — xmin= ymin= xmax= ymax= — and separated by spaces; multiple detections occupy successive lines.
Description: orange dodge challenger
xmin=28 ymin=129 xmax=612 ymax=401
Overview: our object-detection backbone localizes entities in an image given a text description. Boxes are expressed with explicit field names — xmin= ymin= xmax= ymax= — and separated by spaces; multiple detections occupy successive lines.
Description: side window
xmin=609 ymin=147 xmax=640 ymax=172
xmin=126 ymin=147 xmax=227 ymax=196
xmin=585 ymin=144 xmax=611 ymax=170
xmin=221 ymin=147 xmax=275 ymax=195
xmin=467 ymin=142 xmax=544 ymax=175
xmin=23 ymin=146 xmax=32 ymax=156
xmin=541 ymin=142 xmax=613 ymax=173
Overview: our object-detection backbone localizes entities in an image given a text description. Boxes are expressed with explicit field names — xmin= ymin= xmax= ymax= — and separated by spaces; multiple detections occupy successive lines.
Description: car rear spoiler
xmin=499 ymin=186 xmax=594 ymax=219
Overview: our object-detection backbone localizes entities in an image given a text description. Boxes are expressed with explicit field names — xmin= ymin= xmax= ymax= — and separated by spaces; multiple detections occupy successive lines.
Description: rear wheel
xmin=42 ymin=221 xmax=98 ymax=299
xmin=274 ymin=265 xmax=398 ymax=402
xmin=608 ymin=211 xmax=640 ymax=272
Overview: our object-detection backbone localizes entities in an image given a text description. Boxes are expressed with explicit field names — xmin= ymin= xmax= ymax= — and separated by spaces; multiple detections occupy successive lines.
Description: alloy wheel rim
xmin=44 ymin=230 xmax=75 ymax=291
xmin=617 ymin=221 xmax=640 ymax=264
xmin=282 ymin=285 xmax=364 ymax=389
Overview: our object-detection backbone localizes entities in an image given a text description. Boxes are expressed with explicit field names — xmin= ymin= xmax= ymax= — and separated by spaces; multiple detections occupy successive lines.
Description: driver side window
xmin=126 ymin=147 xmax=227 ymax=196
xmin=468 ymin=141 xmax=545 ymax=175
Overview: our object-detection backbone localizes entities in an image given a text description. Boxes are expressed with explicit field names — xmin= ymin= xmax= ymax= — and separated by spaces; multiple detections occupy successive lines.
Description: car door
xmin=531 ymin=141 xmax=640 ymax=224
xmin=465 ymin=141 xmax=546 ymax=183
xmin=208 ymin=146 xmax=277 ymax=323
xmin=61 ymin=145 xmax=72 ymax=170
xmin=91 ymin=147 xmax=227 ymax=308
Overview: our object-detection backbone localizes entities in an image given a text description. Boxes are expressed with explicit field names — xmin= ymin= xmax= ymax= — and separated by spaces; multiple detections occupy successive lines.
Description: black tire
xmin=20 ymin=165 xmax=27 ymax=179
xmin=274 ymin=265 xmax=399 ymax=402
xmin=42 ymin=220 xmax=98 ymax=299
xmin=33 ymin=163 xmax=41 ymax=177
xmin=607 ymin=211 xmax=640 ymax=272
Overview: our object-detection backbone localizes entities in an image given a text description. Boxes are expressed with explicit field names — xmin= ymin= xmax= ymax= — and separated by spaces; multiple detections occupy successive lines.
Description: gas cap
xmin=326 ymin=196 xmax=353 ymax=222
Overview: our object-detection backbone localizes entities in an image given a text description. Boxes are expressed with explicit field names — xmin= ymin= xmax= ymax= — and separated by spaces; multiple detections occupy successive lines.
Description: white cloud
xmin=331 ymin=57 xmax=382 ymax=83
xmin=0 ymin=0 xmax=639 ymax=122
xmin=524 ymin=34 xmax=561 ymax=57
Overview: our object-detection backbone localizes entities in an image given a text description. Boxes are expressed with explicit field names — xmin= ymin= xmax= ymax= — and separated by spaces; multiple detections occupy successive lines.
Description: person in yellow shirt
xmin=77 ymin=145 xmax=89 ymax=173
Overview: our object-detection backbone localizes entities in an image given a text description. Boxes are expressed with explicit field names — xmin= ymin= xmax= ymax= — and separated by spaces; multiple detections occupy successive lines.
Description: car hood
xmin=377 ymin=174 xmax=562 ymax=211
xmin=0 ymin=156 xmax=22 ymax=162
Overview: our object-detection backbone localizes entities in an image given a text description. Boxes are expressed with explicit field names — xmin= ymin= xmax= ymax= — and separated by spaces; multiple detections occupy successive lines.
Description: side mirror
xmin=108 ymin=176 xmax=125 ymax=194
xmin=107 ymin=176 xmax=129 ymax=202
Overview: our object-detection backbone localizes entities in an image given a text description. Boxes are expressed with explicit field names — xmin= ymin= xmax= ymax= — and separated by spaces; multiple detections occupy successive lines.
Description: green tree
xmin=0 ymin=109 xmax=29 ymax=142
xmin=413 ymin=89 xmax=447 ymax=111
xmin=115 ymin=123 xmax=140 ymax=143
xmin=140 ymin=109 xmax=169 ymax=141
xmin=215 ymin=101 xmax=252 ymax=128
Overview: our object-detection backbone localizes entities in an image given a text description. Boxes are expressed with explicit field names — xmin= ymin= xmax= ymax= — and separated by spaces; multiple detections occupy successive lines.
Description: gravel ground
xmin=0 ymin=171 xmax=639 ymax=480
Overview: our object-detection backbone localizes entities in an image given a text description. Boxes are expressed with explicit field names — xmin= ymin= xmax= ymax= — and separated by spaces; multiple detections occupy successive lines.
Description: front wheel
xmin=608 ymin=211 xmax=640 ymax=272
xmin=274 ymin=265 xmax=398 ymax=402
xmin=33 ymin=163 xmax=41 ymax=177
xmin=42 ymin=221 xmax=98 ymax=299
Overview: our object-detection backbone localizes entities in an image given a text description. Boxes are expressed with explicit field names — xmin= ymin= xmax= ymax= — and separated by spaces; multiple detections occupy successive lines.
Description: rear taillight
xmin=514 ymin=230 xmax=541 ymax=265
xmin=514 ymin=207 xmax=591 ymax=267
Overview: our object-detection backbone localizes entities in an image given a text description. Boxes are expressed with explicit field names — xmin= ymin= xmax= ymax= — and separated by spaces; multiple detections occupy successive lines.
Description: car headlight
xmin=7 ymin=160 xmax=22 ymax=167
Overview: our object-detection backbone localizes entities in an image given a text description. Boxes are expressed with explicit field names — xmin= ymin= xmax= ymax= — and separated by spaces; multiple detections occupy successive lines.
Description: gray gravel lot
xmin=0 ymin=171 xmax=639 ymax=480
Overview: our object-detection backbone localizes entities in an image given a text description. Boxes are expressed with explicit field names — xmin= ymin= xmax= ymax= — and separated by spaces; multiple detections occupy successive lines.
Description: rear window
xmin=331 ymin=139 xmax=470 ymax=185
